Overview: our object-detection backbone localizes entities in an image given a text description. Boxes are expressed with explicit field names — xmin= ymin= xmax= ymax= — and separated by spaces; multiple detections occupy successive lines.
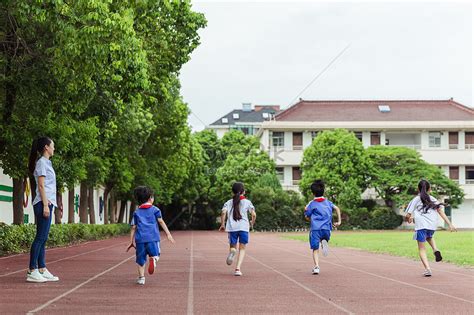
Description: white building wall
xmin=362 ymin=131 xmax=371 ymax=148
xmin=0 ymin=171 xmax=14 ymax=224
xmin=0 ymin=168 xmax=124 ymax=225
xmin=302 ymin=132 xmax=312 ymax=149
xmin=451 ymin=200 xmax=474 ymax=229
xmin=284 ymin=132 xmax=292 ymax=151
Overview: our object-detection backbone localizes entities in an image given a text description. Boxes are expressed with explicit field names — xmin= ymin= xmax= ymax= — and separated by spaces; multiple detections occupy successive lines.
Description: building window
xmin=293 ymin=132 xmax=303 ymax=150
xmin=371 ymin=132 xmax=381 ymax=145
xmin=272 ymin=132 xmax=284 ymax=147
xmin=466 ymin=132 xmax=474 ymax=149
xmin=466 ymin=166 xmax=474 ymax=184
xmin=449 ymin=132 xmax=458 ymax=149
xmin=292 ymin=167 xmax=301 ymax=185
xmin=354 ymin=132 xmax=363 ymax=142
xmin=449 ymin=166 xmax=459 ymax=182
xmin=429 ymin=132 xmax=441 ymax=148
xmin=276 ymin=167 xmax=284 ymax=182
xmin=231 ymin=125 xmax=254 ymax=135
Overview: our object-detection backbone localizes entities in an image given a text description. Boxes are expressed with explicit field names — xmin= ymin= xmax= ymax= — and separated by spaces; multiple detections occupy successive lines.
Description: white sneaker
xmin=321 ymin=240 xmax=329 ymax=257
xmin=234 ymin=269 xmax=242 ymax=276
xmin=136 ymin=276 xmax=146 ymax=285
xmin=312 ymin=266 xmax=320 ymax=275
xmin=26 ymin=269 xmax=47 ymax=283
xmin=226 ymin=249 xmax=237 ymax=265
xmin=40 ymin=269 xmax=59 ymax=282
xmin=423 ymin=269 xmax=432 ymax=277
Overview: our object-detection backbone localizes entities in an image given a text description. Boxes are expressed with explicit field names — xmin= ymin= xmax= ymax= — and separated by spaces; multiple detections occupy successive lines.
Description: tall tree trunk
xmin=88 ymin=186 xmax=96 ymax=224
xmin=109 ymin=191 xmax=117 ymax=223
xmin=103 ymin=186 xmax=110 ymax=225
xmin=79 ymin=182 xmax=88 ymax=223
xmin=12 ymin=178 xmax=24 ymax=225
xmin=68 ymin=188 xmax=75 ymax=223
xmin=118 ymin=200 xmax=126 ymax=223
xmin=54 ymin=192 xmax=63 ymax=224
xmin=128 ymin=200 xmax=136 ymax=224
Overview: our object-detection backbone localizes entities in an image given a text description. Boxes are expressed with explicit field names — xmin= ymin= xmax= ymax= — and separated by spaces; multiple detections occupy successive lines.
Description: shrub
xmin=0 ymin=223 xmax=130 ymax=256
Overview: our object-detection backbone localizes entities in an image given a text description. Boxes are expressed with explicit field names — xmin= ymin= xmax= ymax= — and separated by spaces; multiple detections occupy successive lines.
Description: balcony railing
xmin=465 ymin=144 xmax=474 ymax=150
xmin=466 ymin=180 xmax=474 ymax=185
xmin=292 ymin=180 xmax=301 ymax=186
xmin=449 ymin=144 xmax=459 ymax=149
xmin=292 ymin=145 xmax=303 ymax=151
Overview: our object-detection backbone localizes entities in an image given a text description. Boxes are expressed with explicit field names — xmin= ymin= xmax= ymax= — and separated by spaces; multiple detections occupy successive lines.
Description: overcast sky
xmin=179 ymin=1 xmax=473 ymax=131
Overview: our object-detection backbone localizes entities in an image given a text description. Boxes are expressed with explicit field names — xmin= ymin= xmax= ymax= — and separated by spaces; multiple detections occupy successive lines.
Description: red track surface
xmin=1 ymin=231 xmax=473 ymax=314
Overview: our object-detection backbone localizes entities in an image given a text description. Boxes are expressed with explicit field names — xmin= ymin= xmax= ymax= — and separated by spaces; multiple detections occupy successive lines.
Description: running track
xmin=0 ymin=231 xmax=473 ymax=314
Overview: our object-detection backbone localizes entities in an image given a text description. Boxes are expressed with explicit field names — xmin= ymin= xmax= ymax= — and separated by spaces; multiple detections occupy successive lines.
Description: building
xmin=258 ymin=99 xmax=474 ymax=228
xmin=208 ymin=103 xmax=280 ymax=138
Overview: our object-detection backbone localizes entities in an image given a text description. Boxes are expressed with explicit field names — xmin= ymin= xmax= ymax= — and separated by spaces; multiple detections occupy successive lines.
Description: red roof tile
xmin=275 ymin=100 xmax=474 ymax=121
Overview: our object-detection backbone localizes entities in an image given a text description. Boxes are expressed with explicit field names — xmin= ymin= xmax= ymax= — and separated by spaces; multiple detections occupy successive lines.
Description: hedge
xmin=0 ymin=223 xmax=130 ymax=256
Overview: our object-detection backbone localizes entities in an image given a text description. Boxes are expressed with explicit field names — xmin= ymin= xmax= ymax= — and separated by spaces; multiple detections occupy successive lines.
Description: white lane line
xmin=187 ymin=231 xmax=194 ymax=315
xmin=0 ymin=242 xmax=126 ymax=277
xmin=213 ymin=235 xmax=354 ymax=314
xmin=266 ymin=241 xmax=474 ymax=305
xmin=276 ymin=236 xmax=474 ymax=279
xmin=247 ymin=254 xmax=354 ymax=314
xmin=27 ymin=255 xmax=134 ymax=314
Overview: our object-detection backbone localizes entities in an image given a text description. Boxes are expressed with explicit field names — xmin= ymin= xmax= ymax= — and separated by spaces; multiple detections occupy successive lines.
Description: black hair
xmin=134 ymin=186 xmax=153 ymax=205
xmin=310 ymin=180 xmax=325 ymax=197
xmin=231 ymin=182 xmax=245 ymax=221
xmin=418 ymin=179 xmax=442 ymax=213
xmin=28 ymin=137 xmax=53 ymax=175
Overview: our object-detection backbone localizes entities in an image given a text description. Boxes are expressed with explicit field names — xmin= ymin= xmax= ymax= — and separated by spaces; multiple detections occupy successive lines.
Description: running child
xmin=304 ymin=180 xmax=341 ymax=275
xmin=404 ymin=179 xmax=456 ymax=277
xmin=219 ymin=182 xmax=256 ymax=276
xmin=127 ymin=186 xmax=175 ymax=285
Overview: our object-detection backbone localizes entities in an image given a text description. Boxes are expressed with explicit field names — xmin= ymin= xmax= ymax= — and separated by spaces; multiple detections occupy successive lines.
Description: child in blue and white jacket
xmin=304 ymin=180 xmax=341 ymax=275
xmin=128 ymin=186 xmax=175 ymax=285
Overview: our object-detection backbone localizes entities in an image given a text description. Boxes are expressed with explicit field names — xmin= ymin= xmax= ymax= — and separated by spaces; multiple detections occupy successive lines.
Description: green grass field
xmin=285 ymin=230 xmax=474 ymax=267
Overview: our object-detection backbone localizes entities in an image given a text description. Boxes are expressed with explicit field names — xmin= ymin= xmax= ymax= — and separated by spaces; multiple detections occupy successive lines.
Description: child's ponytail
xmin=418 ymin=179 xmax=442 ymax=213
xmin=231 ymin=182 xmax=245 ymax=221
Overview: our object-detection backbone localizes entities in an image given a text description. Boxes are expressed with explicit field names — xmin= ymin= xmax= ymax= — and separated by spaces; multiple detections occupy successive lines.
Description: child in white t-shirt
xmin=405 ymin=180 xmax=456 ymax=277
xmin=219 ymin=182 xmax=256 ymax=276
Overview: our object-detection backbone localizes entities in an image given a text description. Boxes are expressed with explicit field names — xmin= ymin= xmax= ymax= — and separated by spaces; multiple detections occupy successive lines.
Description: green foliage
xmin=341 ymin=206 xmax=403 ymax=230
xmin=211 ymin=150 xmax=276 ymax=203
xmin=250 ymin=188 xmax=306 ymax=230
xmin=300 ymin=129 xmax=371 ymax=209
xmin=1 ymin=0 xmax=207 ymax=222
xmin=255 ymin=173 xmax=283 ymax=192
xmin=366 ymin=146 xmax=464 ymax=208
xmin=0 ymin=223 xmax=129 ymax=256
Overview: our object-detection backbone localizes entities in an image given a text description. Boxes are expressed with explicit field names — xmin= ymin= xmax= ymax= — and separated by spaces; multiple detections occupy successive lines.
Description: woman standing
xmin=27 ymin=137 xmax=59 ymax=282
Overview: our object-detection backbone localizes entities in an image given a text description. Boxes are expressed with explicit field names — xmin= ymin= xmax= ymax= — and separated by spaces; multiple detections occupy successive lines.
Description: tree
xmin=212 ymin=150 xmax=277 ymax=204
xmin=366 ymin=146 xmax=464 ymax=208
xmin=0 ymin=0 xmax=207 ymax=224
xmin=300 ymin=129 xmax=372 ymax=210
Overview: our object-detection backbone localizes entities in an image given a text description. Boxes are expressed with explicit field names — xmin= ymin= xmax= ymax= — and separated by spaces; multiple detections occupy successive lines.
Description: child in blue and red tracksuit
xmin=304 ymin=180 xmax=341 ymax=275
xmin=128 ymin=186 xmax=175 ymax=285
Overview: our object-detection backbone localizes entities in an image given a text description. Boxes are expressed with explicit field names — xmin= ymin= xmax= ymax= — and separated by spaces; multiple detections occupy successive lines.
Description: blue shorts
xmin=228 ymin=231 xmax=249 ymax=245
xmin=414 ymin=229 xmax=435 ymax=242
xmin=309 ymin=230 xmax=331 ymax=250
xmin=136 ymin=241 xmax=160 ymax=266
